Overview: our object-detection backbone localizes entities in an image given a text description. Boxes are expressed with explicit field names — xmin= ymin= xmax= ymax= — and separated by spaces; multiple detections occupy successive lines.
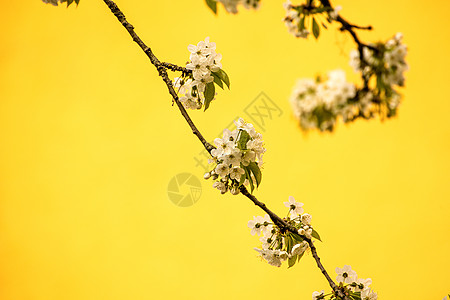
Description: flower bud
xmin=230 ymin=187 xmax=240 ymax=195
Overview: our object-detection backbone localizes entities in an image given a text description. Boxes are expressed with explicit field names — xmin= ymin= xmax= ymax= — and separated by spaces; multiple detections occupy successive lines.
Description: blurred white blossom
xmin=215 ymin=0 xmax=260 ymax=14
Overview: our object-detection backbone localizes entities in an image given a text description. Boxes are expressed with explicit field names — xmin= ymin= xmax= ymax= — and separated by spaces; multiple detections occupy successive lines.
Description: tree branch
xmin=161 ymin=62 xmax=191 ymax=74
xmin=101 ymin=0 xmax=344 ymax=298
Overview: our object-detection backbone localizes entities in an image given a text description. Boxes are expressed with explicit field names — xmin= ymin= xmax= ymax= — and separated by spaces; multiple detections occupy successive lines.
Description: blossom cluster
xmin=283 ymin=1 xmax=338 ymax=39
xmin=173 ymin=37 xmax=229 ymax=111
xmin=290 ymin=33 xmax=408 ymax=132
xmin=350 ymin=33 xmax=407 ymax=88
xmin=204 ymin=118 xmax=265 ymax=195
xmin=283 ymin=1 xmax=310 ymax=38
xmin=289 ymin=70 xmax=356 ymax=131
xmin=213 ymin=0 xmax=261 ymax=14
xmin=313 ymin=265 xmax=377 ymax=300
xmin=349 ymin=33 xmax=408 ymax=118
xmin=249 ymin=197 xmax=320 ymax=268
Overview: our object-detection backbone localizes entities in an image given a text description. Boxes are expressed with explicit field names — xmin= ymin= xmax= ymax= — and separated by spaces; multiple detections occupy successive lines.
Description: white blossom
xmin=355 ymin=277 xmax=373 ymax=292
xmin=254 ymin=248 xmax=288 ymax=267
xmin=335 ymin=265 xmax=357 ymax=284
xmin=284 ymin=196 xmax=304 ymax=218
xmin=212 ymin=181 xmax=227 ymax=193
xmin=248 ymin=215 xmax=271 ymax=236
xmin=215 ymin=163 xmax=230 ymax=178
xmin=216 ymin=0 xmax=260 ymax=14
xmin=223 ymin=148 xmax=242 ymax=167
xmin=361 ymin=288 xmax=378 ymax=300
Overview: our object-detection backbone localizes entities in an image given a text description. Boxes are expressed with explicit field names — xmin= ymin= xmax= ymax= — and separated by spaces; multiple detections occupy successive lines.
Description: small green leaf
xmin=236 ymin=130 xmax=251 ymax=150
xmin=313 ymin=6 xmax=328 ymax=14
xmin=217 ymin=69 xmax=230 ymax=89
xmin=311 ymin=229 xmax=322 ymax=241
xmin=244 ymin=166 xmax=254 ymax=193
xmin=211 ymin=71 xmax=224 ymax=89
xmin=288 ymin=255 xmax=297 ymax=268
xmin=285 ymin=235 xmax=291 ymax=252
xmin=203 ymin=82 xmax=215 ymax=111
xmin=205 ymin=0 xmax=217 ymax=14
xmin=376 ymin=74 xmax=385 ymax=91
xmin=61 ymin=0 xmax=76 ymax=7
xmin=291 ymin=232 xmax=304 ymax=243
xmin=247 ymin=161 xmax=262 ymax=188
xmin=312 ymin=18 xmax=320 ymax=39
xmin=297 ymin=250 xmax=305 ymax=262
xmin=349 ymin=291 xmax=362 ymax=300
xmin=299 ymin=16 xmax=306 ymax=31
xmin=239 ymin=172 xmax=246 ymax=186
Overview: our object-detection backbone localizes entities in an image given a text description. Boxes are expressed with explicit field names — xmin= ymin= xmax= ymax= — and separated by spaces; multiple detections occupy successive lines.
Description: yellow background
xmin=1 ymin=0 xmax=449 ymax=299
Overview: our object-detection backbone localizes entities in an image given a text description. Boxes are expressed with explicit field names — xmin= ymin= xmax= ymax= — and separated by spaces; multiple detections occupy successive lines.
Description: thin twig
xmin=101 ymin=0 xmax=344 ymax=298
xmin=102 ymin=0 xmax=213 ymax=153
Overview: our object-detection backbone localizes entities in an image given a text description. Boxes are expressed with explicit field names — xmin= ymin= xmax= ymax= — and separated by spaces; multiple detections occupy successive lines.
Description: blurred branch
xmin=319 ymin=0 xmax=377 ymax=89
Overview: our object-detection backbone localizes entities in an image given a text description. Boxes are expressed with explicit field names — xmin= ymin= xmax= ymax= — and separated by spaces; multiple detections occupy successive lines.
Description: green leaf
xmin=311 ymin=229 xmax=322 ymax=241
xmin=285 ymin=235 xmax=291 ymax=253
xmin=312 ymin=18 xmax=320 ymax=39
xmin=239 ymin=172 xmax=246 ymax=186
xmin=205 ymin=0 xmax=217 ymax=14
xmin=288 ymin=255 xmax=297 ymax=268
xmin=291 ymin=233 xmax=304 ymax=243
xmin=247 ymin=161 xmax=262 ymax=188
xmin=297 ymin=250 xmax=305 ymax=262
xmin=203 ymin=82 xmax=215 ymax=111
xmin=236 ymin=130 xmax=251 ymax=150
xmin=60 ymin=0 xmax=76 ymax=7
xmin=211 ymin=71 xmax=224 ymax=89
xmin=299 ymin=16 xmax=306 ymax=31
xmin=217 ymin=69 xmax=230 ymax=89
xmin=349 ymin=291 xmax=362 ymax=300
xmin=313 ymin=6 xmax=328 ymax=14
xmin=376 ymin=74 xmax=385 ymax=91
xmin=244 ymin=166 xmax=254 ymax=193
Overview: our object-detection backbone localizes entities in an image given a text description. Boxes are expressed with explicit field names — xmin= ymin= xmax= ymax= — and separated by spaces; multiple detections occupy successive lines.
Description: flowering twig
xmin=241 ymin=186 xmax=346 ymax=298
xmin=102 ymin=0 xmax=214 ymax=153
xmin=101 ymin=0 xmax=348 ymax=298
